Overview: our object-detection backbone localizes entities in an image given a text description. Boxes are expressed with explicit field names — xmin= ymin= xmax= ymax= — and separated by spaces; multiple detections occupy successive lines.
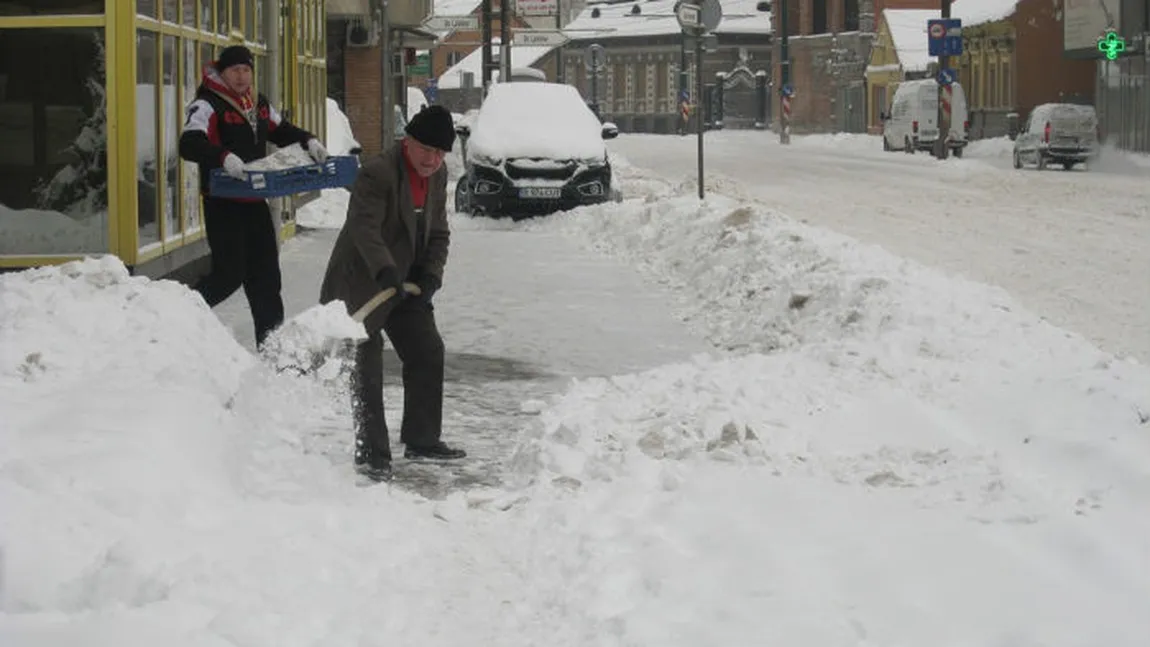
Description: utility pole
xmin=380 ymin=0 xmax=394 ymax=145
xmin=500 ymin=0 xmax=511 ymax=81
xmin=481 ymin=0 xmax=493 ymax=92
xmin=934 ymin=0 xmax=952 ymax=159
xmin=778 ymin=0 xmax=790 ymax=144
xmin=556 ymin=0 xmax=565 ymax=83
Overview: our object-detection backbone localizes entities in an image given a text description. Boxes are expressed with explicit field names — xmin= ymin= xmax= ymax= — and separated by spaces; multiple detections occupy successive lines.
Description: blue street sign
xmin=936 ymin=67 xmax=957 ymax=86
xmin=927 ymin=18 xmax=963 ymax=57
xmin=426 ymin=78 xmax=438 ymax=102
xmin=781 ymin=83 xmax=794 ymax=97
xmin=679 ymin=88 xmax=690 ymax=102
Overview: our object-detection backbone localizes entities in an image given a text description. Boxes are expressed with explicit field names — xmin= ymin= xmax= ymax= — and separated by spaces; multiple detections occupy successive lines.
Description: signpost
xmin=513 ymin=28 xmax=569 ymax=47
xmin=675 ymin=0 xmax=721 ymax=200
xmin=927 ymin=15 xmax=961 ymax=159
xmin=423 ymin=14 xmax=480 ymax=32
xmin=585 ymin=43 xmax=605 ymax=117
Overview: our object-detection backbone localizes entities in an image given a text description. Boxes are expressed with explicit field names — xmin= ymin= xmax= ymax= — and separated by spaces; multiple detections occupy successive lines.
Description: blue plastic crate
xmin=209 ymin=155 xmax=360 ymax=199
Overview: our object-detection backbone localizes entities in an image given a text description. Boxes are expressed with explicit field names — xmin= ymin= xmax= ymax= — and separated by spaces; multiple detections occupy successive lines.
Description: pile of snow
xmin=0 ymin=256 xmax=536 ymax=643
xmin=324 ymin=97 xmax=360 ymax=156
xmin=245 ymin=142 xmax=314 ymax=171
xmin=790 ymin=131 xmax=884 ymax=152
xmin=496 ymin=160 xmax=1150 ymax=645
xmin=297 ymin=99 xmax=360 ymax=229
xmin=468 ymin=82 xmax=607 ymax=161
xmin=964 ymin=135 xmax=1014 ymax=158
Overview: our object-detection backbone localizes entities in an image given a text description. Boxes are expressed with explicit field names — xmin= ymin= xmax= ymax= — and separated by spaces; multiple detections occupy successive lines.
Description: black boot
xmin=354 ymin=433 xmax=393 ymax=481
xmin=404 ymin=441 xmax=466 ymax=460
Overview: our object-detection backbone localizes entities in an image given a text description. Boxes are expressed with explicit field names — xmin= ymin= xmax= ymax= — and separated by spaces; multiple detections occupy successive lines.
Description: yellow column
xmin=105 ymin=0 xmax=139 ymax=264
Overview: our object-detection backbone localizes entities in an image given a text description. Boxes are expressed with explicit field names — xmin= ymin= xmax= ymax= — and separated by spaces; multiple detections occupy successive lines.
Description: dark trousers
xmin=351 ymin=299 xmax=446 ymax=459
xmin=194 ymin=197 xmax=284 ymax=348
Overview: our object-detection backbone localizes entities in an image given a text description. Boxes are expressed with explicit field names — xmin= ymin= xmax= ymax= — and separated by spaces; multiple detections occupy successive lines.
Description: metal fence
xmin=1096 ymin=56 xmax=1150 ymax=153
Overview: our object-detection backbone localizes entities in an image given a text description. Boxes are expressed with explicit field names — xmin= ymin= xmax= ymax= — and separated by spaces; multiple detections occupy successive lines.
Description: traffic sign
xmin=513 ymin=28 xmax=569 ymax=47
xmin=423 ymin=15 xmax=479 ymax=32
xmin=426 ymin=78 xmax=438 ymax=102
xmin=927 ymin=18 xmax=963 ymax=57
xmin=676 ymin=1 xmax=701 ymax=31
xmin=675 ymin=0 xmax=722 ymax=35
xmin=584 ymin=43 xmax=605 ymax=72
xmin=936 ymin=67 xmax=956 ymax=86
xmin=781 ymin=83 xmax=794 ymax=97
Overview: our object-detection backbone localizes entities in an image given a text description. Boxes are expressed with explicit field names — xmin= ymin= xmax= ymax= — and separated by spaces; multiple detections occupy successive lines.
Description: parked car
xmin=1012 ymin=103 xmax=1099 ymax=171
xmin=880 ymin=79 xmax=968 ymax=156
xmin=453 ymin=81 xmax=620 ymax=219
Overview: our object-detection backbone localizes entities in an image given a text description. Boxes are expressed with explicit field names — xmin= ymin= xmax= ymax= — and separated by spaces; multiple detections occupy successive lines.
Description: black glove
xmin=405 ymin=266 xmax=441 ymax=304
xmin=375 ymin=266 xmax=403 ymax=295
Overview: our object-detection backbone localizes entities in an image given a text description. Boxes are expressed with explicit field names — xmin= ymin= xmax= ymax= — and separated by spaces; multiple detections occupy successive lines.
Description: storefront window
xmin=138 ymin=0 xmax=156 ymax=18
xmin=137 ymin=29 xmax=160 ymax=247
xmin=246 ymin=0 xmax=256 ymax=40
xmin=163 ymin=34 xmax=179 ymax=241
xmin=215 ymin=0 xmax=227 ymax=34
xmin=231 ymin=0 xmax=241 ymax=35
xmin=0 ymin=0 xmax=103 ymax=14
xmin=182 ymin=0 xmax=195 ymax=27
xmin=163 ymin=0 xmax=178 ymax=23
xmin=251 ymin=0 xmax=263 ymax=42
xmin=0 ymin=28 xmax=108 ymax=255
xmin=200 ymin=0 xmax=212 ymax=31
xmin=183 ymin=39 xmax=201 ymax=232
xmin=200 ymin=42 xmax=214 ymax=73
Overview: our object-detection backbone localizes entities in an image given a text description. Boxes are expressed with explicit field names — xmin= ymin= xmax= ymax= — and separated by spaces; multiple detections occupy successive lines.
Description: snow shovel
xmin=260 ymin=286 xmax=399 ymax=379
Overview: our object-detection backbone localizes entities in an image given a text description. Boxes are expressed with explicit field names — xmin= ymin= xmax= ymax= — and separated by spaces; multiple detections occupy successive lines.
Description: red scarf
xmin=402 ymin=140 xmax=428 ymax=208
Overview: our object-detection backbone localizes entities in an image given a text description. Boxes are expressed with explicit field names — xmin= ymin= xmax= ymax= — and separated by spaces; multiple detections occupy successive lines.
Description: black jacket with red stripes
xmin=179 ymin=65 xmax=315 ymax=200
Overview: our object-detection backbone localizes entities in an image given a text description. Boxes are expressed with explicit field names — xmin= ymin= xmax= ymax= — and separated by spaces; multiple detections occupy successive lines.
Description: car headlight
xmin=474 ymin=179 xmax=501 ymax=194
xmin=577 ymin=181 xmax=603 ymax=196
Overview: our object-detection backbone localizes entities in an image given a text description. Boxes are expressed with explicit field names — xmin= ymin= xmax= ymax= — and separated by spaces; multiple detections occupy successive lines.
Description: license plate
xmin=519 ymin=186 xmax=561 ymax=199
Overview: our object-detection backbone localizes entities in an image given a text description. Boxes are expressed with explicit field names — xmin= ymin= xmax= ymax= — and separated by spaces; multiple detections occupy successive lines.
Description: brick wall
xmin=344 ymin=46 xmax=383 ymax=156
xmin=1012 ymin=0 xmax=1094 ymax=121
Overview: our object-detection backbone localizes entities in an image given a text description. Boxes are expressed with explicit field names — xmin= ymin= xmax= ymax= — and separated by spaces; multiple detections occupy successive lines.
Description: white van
xmin=881 ymin=78 xmax=968 ymax=156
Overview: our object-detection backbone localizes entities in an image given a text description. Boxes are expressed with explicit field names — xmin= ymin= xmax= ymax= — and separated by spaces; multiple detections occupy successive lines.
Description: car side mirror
xmin=601 ymin=122 xmax=619 ymax=140
xmin=455 ymin=124 xmax=470 ymax=139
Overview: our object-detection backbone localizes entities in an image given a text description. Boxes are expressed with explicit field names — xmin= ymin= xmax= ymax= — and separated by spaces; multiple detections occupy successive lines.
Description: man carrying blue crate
xmin=319 ymin=105 xmax=462 ymax=482
xmin=179 ymin=45 xmax=327 ymax=349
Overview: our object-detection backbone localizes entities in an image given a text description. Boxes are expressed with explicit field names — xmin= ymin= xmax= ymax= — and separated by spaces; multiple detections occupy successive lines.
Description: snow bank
xmin=790 ymin=131 xmax=884 ymax=153
xmin=468 ymin=82 xmax=607 ymax=161
xmin=325 ymin=97 xmax=360 ymax=156
xmin=295 ymin=188 xmax=351 ymax=229
xmin=0 ymin=256 xmax=529 ymax=643
xmin=498 ymin=160 xmax=1150 ymax=646
xmin=964 ymin=135 xmax=1014 ymax=158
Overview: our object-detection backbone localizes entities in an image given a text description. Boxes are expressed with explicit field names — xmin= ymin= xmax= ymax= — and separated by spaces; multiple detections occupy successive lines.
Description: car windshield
xmin=468 ymin=82 xmax=606 ymax=161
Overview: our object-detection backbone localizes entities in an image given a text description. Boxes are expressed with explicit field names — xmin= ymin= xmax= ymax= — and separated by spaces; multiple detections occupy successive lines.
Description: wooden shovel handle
xmin=351 ymin=286 xmax=397 ymax=324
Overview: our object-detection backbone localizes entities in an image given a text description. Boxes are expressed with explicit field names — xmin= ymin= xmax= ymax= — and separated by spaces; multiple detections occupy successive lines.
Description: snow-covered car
xmin=1012 ymin=103 xmax=1099 ymax=171
xmin=453 ymin=81 xmax=619 ymax=219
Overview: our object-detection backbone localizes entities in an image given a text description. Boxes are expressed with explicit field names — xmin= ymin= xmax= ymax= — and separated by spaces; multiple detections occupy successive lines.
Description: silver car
xmin=1013 ymin=103 xmax=1099 ymax=171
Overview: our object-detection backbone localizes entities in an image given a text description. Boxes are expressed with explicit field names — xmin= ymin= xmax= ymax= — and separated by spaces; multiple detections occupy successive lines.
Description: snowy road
xmin=608 ymin=132 xmax=1150 ymax=363
xmin=214 ymin=224 xmax=710 ymax=496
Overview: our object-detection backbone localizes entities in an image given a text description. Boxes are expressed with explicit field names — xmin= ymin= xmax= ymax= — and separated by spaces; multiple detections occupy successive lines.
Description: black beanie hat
xmin=404 ymin=105 xmax=455 ymax=152
xmin=216 ymin=45 xmax=254 ymax=72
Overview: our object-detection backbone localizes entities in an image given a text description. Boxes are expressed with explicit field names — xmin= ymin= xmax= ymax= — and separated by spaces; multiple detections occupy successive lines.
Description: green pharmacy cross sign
xmin=1097 ymin=30 xmax=1126 ymax=60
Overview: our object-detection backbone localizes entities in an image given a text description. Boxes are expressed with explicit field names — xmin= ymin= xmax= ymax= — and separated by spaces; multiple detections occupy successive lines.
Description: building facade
xmin=772 ymin=0 xmax=876 ymax=134
xmin=0 ymin=0 xmax=328 ymax=276
xmin=560 ymin=0 xmax=773 ymax=134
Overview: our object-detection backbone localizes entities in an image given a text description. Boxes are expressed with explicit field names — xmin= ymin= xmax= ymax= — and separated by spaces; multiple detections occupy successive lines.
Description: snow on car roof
xmin=467 ymin=82 xmax=607 ymax=161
